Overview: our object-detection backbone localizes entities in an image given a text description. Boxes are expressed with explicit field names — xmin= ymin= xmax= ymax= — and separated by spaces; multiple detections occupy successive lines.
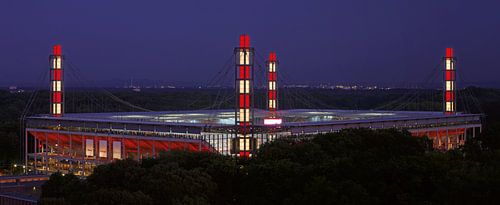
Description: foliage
xmin=40 ymin=128 xmax=500 ymax=205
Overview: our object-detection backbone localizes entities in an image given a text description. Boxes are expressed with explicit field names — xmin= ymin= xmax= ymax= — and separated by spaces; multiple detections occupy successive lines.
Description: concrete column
xmin=94 ymin=134 xmax=97 ymax=163
xmin=446 ymin=128 xmax=450 ymax=150
xmin=82 ymin=133 xmax=85 ymax=176
xmin=152 ymin=141 xmax=156 ymax=158
xmin=437 ymin=133 xmax=442 ymax=149
xmin=45 ymin=132 xmax=48 ymax=174
xmin=108 ymin=137 xmax=112 ymax=161
xmin=69 ymin=133 xmax=73 ymax=169
xmin=57 ymin=132 xmax=60 ymax=155
xmin=121 ymin=137 xmax=125 ymax=159
xmin=24 ymin=130 xmax=28 ymax=174
xmin=137 ymin=137 xmax=140 ymax=160
xmin=33 ymin=136 xmax=37 ymax=174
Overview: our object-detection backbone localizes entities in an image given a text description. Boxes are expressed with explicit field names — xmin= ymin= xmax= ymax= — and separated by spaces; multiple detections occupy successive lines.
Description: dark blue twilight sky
xmin=0 ymin=0 xmax=499 ymax=87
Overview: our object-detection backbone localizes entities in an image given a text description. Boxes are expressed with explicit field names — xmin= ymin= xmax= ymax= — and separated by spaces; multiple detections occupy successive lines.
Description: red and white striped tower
xmin=443 ymin=48 xmax=456 ymax=114
xmin=235 ymin=34 xmax=254 ymax=157
xmin=268 ymin=52 xmax=278 ymax=116
xmin=263 ymin=52 xmax=283 ymax=126
xmin=50 ymin=44 xmax=64 ymax=117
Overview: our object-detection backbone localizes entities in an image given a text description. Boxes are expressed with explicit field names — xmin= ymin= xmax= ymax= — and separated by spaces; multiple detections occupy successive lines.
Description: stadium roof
xmin=28 ymin=109 xmax=481 ymax=127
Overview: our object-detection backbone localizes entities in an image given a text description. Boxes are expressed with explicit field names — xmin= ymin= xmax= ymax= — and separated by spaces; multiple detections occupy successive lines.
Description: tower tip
xmin=239 ymin=34 xmax=250 ymax=48
xmin=53 ymin=44 xmax=62 ymax=56
xmin=269 ymin=52 xmax=277 ymax=62
xmin=446 ymin=47 xmax=453 ymax=58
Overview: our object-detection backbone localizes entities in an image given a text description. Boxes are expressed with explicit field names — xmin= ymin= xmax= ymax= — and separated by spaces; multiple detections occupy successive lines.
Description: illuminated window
xmin=446 ymin=59 xmax=452 ymax=70
xmin=446 ymin=102 xmax=453 ymax=112
xmin=269 ymin=81 xmax=276 ymax=90
xmin=239 ymin=50 xmax=250 ymax=65
xmin=56 ymin=57 xmax=61 ymax=69
xmin=239 ymin=80 xmax=250 ymax=93
xmin=99 ymin=140 xmax=107 ymax=158
xmin=53 ymin=57 xmax=61 ymax=69
xmin=85 ymin=139 xmax=94 ymax=157
xmin=269 ymin=100 xmax=276 ymax=108
xmin=239 ymin=108 xmax=249 ymax=122
xmin=239 ymin=138 xmax=250 ymax=151
xmin=446 ymin=81 xmax=453 ymax=91
xmin=245 ymin=80 xmax=250 ymax=93
xmin=52 ymin=81 xmax=61 ymax=92
xmin=269 ymin=62 xmax=275 ymax=72
xmin=112 ymin=141 xmax=121 ymax=159
xmin=52 ymin=103 xmax=61 ymax=114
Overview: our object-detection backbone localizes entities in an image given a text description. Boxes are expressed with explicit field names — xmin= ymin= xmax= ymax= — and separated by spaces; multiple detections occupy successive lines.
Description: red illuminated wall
xmin=29 ymin=131 xmax=214 ymax=160
xmin=411 ymin=128 xmax=465 ymax=150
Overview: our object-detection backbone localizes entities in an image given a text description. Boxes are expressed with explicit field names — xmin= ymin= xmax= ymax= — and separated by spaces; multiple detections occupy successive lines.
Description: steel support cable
xmin=65 ymin=66 xmax=102 ymax=112
xmin=254 ymin=56 xmax=270 ymax=109
xmin=465 ymin=87 xmax=484 ymax=114
xmin=185 ymin=54 xmax=235 ymax=110
xmin=407 ymin=69 xmax=440 ymax=111
xmin=253 ymin=51 xmax=267 ymax=109
xmin=202 ymin=94 xmax=234 ymax=110
xmin=201 ymin=53 xmax=242 ymax=122
xmin=19 ymin=65 xmax=48 ymax=161
xmin=20 ymin=68 xmax=48 ymax=121
xmin=379 ymin=62 xmax=441 ymax=111
xmin=259 ymin=48 xmax=444 ymax=112
xmin=201 ymin=71 xmax=234 ymax=111
xmin=20 ymin=67 xmax=48 ymax=119
xmin=209 ymin=55 xmax=235 ymax=109
xmin=279 ymin=72 xmax=333 ymax=110
xmin=255 ymin=49 xmax=309 ymax=109
xmin=383 ymin=69 xmax=438 ymax=111
xmin=259 ymin=53 xmax=349 ymax=110
xmin=453 ymin=59 xmax=471 ymax=113
xmin=65 ymin=59 xmax=153 ymax=112
xmin=211 ymin=70 xmax=235 ymax=110
xmin=206 ymin=54 xmax=235 ymax=87
xmin=269 ymin=70 xmax=321 ymax=109
xmin=376 ymin=65 xmax=440 ymax=111
xmin=403 ymin=68 xmax=440 ymax=111
xmin=65 ymin=62 xmax=115 ymax=112
xmin=61 ymin=49 xmax=111 ymax=112
xmin=456 ymin=65 xmax=472 ymax=113
xmin=66 ymin=62 xmax=121 ymax=112
xmin=66 ymin=61 xmax=133 ymax=112
xmin=256 ymin=49 xmax=334 ymax=110
xmin=287 ymin=87 xmax=319 ymax=109
xmin=194 ymin=62 xmax=234 ymax=111
xmin=255 ymin=49 xmax=308 ymax=110
xmin=456 ymin=64 xmax=483 ymax=114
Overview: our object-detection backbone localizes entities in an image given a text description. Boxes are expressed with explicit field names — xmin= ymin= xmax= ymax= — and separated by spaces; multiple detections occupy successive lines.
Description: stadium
xmin=23 ymin=35 xmax=482 ymax=175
